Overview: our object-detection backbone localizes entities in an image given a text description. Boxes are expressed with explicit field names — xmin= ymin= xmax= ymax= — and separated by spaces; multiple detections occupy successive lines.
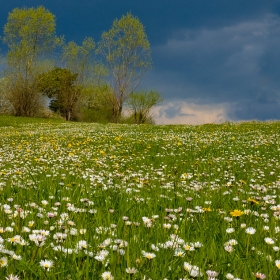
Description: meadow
xmin=0 ymin=117 xmax=279 ymax=279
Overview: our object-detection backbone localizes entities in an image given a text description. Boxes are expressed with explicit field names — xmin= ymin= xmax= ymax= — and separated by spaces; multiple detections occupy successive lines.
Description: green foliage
xmin=77 ymin=84 xmax=115 ymax=122
xmin=3 ymin=6 xmax=60 ymax=69
xmin=0 ymin=78 xmax=13 ymax=115
xmin=1 ymin=7 xmax=157 ymax=124
xmin=38 ymin=67 xmax=80 ymax=120
xmin=98 ymin=13 xmax=152 ymax=122
xmin=126 ymin=90 xmax=163 ymax=124
xmin=2 ymin=6 xmax=61 ymax=117
xmin=62 ymin=37 xmax=107 ymax=85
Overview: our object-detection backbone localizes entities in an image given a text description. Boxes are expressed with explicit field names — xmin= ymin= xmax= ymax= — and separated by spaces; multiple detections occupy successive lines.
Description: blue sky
xmin=1 ymin=0 xmax=280 ymax=124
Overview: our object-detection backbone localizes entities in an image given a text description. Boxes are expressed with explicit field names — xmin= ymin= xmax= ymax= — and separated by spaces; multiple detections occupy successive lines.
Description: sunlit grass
xmin=0 ymin=117 xmax=279 ymax=279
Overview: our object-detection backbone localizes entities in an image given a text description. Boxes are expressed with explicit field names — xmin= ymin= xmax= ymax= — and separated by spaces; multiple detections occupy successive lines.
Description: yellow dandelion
xmin=248 ymin=198 xmax=259 ymax=205
xmin=230 ymin=209 xmax=244 ymax=217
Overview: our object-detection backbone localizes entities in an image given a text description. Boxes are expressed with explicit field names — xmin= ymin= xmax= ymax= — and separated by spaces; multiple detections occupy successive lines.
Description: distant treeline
xmin=0 ymin=6 xmax=163 ymax=123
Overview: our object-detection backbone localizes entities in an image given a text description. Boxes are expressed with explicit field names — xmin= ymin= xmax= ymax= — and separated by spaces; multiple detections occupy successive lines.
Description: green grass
xmin=0 ymin=116 xmax=279 ymax=279
xmin=0 ymin=115 xmax=64 ymax=127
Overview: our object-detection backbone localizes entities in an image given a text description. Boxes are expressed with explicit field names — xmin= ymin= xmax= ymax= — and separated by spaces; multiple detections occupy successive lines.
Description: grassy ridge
xmin=0 ymin=116 xmax=279 ymax=279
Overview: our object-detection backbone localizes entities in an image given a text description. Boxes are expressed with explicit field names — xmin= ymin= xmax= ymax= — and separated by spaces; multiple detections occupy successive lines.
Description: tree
xmin=98 ymin=13 xmax=152 ymax=122
xmin=38 ymin=67 xmax=80 ymax=121
xmin=0 ymin=78 xmax=13 ymax=115
xmin=61 ymin=37 xmax=109 ymax=121
xmin=126 ymin=90 xmax=163 ymax=124
xmin=62 ymin=37 xmax=106 ymax=85
xmin=2 ymin=6 xmax=60 ymax=116
xmin=77 ymin=84 xmax=115 ymax=122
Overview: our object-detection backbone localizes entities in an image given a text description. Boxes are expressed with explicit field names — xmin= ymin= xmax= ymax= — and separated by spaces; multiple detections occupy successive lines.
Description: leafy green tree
xmin=98 ymin=13 xmax=152 ymax=122
xmin=2 ymin=6 xmax=61 ymax=117
xmin=38 ymin=67 xmax=80 ymax=121
xmin=61 ymin=37 xmax=108 ymax=121
xmin=62 ymin=37 xmax=106 ymax=85
xmin=77 ymin=84 xmax=115 ymax=123
xmin=126 ymin=90 xmax=163 ymax=124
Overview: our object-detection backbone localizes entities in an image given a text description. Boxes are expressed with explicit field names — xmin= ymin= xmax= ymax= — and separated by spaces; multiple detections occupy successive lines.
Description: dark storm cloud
xmin=229 ymin=97 xmax=280 ymax=121
xmin=142 ymin=12 xmax=280 ymax=120
xmin=1 ymin=0 xmax=278 ymax=45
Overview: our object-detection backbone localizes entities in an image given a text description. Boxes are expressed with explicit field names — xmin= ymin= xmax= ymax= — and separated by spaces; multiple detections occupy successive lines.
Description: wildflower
xmin=53 ymin=232 xmax=67 ymax=242
xmin=225 ymin=273 xmax=235 ymax=279
xmin=263 ymin=226 xmax=269 ymax=231
xmin=67 ymin=220 xmax=75 ymax=226
xmin=174 ymin=248 xmax=185 ymax=257
xmin=230 ymin=209 xmax=244 ymax=217
xmin=206 ymin=270 xmax=219 ymax=279
xmin=142 ymin=251 xmax=156 ymax=259
xmin=142 ymin=217 xmax=152 ymax=227
xmin=224 ymin=245 xmax=234 ymax=253
xmin=7 ymin=235 xmax=21 ymax=244
xmin=12 ymin=254 xmax=22 ymax=260
xmin=95 ymin=249 xmax=109 ymax=262
xmin=248 ymin=198 xmax=259 ymax=205
xmin=41 ymin=200 xmax=48 ymax=206
xmin=193 ymin=241 xmax=203 ymax=248
xmin=5 ymin=275 xmax=20 ymax=280
xmin=226 ymin=239 xmax=238 ymax=246
xmin=275 ymin=260 xmax=280 ymax=269
xmin=39 ymin=259 xmax=53 ymax=271
xmin=94 ymin=255 xmax=106 ymax=262
xmin=29 ymin=234 xmax=46 ymax=246
xmin=226 ymin=228 xmax=235 ymax=233
xmin=70 ymin=228 xmax=78 ymax=235
xmin=76 ymin=240 xmax=87 ymax=250
xmin=163 ymin=223 xmax=171 ymax=229
xmin=28 ymin=221 xmax=35 ymax=227
xmin=101 ymin=271 xmax=114 ymax=280
xmin=184 ymin=244 xmax=195 ymax=251
xmin=47 ymin=212 xmax=55 ymax=218
xmin=189 ymin=266 xmax=203 ymax=277
xmin=125 ymin=267 xmax=137 ymax=274
xmin=264 ymin=237 xmax=274 ymax=245
xmin=254 ymin=272 xmax=266 ymax=279
xmin=183 ymin=262 xmax=192 ymax=271
xmin=0 ymin=257 xmax=8 ymax=267
xmin=245 ymin=227 xmax=256 ymax=234
xmin=184 ymin=262 xmax=203 ymax=277
xmin=151 ymin=244 xmax=159 ymax=251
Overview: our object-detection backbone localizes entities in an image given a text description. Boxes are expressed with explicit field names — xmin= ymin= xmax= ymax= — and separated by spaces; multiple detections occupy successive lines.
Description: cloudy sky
xmin=1 ymin=0 xmax=280 ymax=124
